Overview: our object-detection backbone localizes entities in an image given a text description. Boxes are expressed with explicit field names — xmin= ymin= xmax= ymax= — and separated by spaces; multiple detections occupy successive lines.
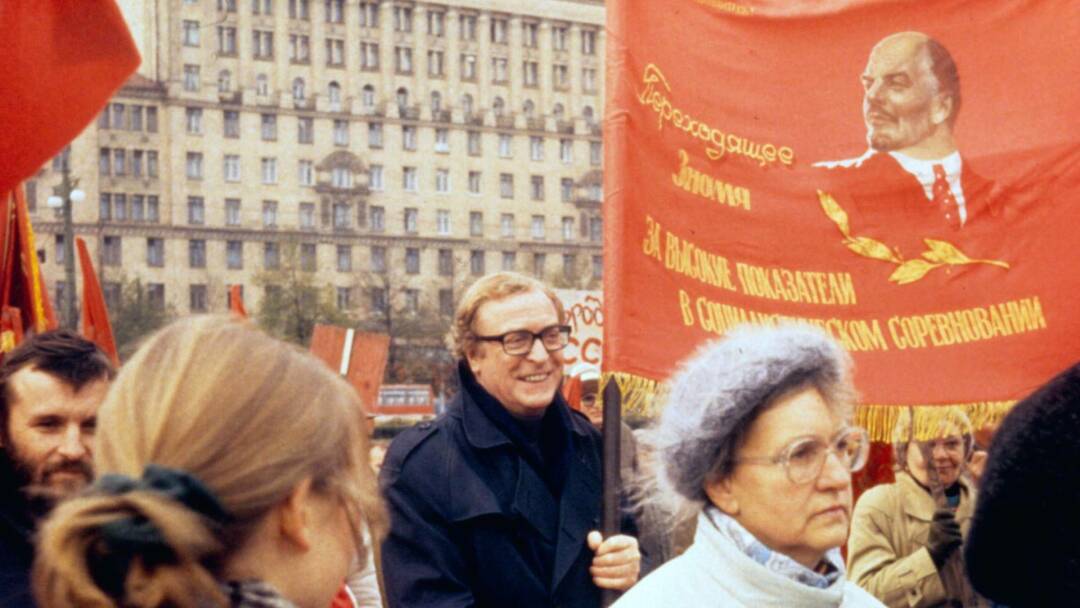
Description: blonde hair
xmin=34 ymin=316 xmax=387 ymax=607
xmin=891 ymin=406 xmax=974 ymax=470
xmin=446 ymin=271 xmax=565 ymax=361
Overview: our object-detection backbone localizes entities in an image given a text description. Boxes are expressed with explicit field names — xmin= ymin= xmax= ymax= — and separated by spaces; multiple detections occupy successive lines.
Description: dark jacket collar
xmin=0 ymin=455 xmax=36 ymax=561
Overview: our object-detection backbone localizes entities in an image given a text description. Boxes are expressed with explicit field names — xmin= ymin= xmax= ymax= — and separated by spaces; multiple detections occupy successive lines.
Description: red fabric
xmin=604 ymin=0 xmax=1080 ymax=408
xmin=229 ymin=284 xmax=248 ymax=318
xmin=0 ymin=0 xmax=140 ymax=192
xmin=329 ymin=585 xmax=355 ymax=608
xmin=0 ymin=186 xmax=58 ymax=355
xmin=309 ymin=325 xmax=390 ymax=414
xmin=76 ymin=237 xmax=118 ymax=365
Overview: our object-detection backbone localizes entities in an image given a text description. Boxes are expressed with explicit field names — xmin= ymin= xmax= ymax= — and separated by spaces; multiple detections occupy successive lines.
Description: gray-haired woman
xmin=614 ymin=324 xmax=885 ymax=608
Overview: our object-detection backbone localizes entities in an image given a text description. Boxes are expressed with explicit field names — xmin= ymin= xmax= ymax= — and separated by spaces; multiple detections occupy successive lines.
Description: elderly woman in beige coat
xmin=847 ymin=407 xmax=984 ymax=607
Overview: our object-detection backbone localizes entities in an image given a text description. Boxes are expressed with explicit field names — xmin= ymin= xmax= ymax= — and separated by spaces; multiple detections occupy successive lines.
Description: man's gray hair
xmin=646 ymin=323 xmax=856 ymax=519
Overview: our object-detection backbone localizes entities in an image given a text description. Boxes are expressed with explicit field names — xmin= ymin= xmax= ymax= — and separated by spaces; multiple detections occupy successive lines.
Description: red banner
xmin=77 ymin=237 xmax=119 ymax=365
xmin=604 ymin=0 xmax=1080 ymax=438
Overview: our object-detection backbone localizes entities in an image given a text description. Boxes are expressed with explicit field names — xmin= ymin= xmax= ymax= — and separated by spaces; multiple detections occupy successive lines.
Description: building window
xmin=428 ymin=50 xmax=445 ymax=77
xmin=257 ymin=242 xmax=277 ymax=270
xmin=369 ymin=122 xmax=383 ymax=148
xmin=498 ymin=133 xmax=512 ymax=158
xmin=434 ymin=209 xmax=451 ymax=235
xmin=299 ymin=202 xmax=315 ymax=229
xmin=298 ymin=116 xmax=314 ymax=144
xmin=404 ymin=288 xmax=419 ymax=314
xmin=530 ymin=136 xmax=544 ymax=161
xmin=393 ymin=5 xmax=413 ymax=31
xmin=112 ymin=193 xmax=127 ymax=220
xmin=369 ymin=164 xmax=384 ymax=191
xmin=523 ymin=21 xmax=539 ymax=47
xmin=333 ymin=202 xmax=349 ymax=228
xmin=582 ymin=68 xmax=598 ymax=93
xmin=186 ymin=151 xmax=204 ymax=179
xmin=298 ymin=160 xmax=314 ymax=186
xmin=469 ymin=211 xmax=483 ymax=237
xmin=405 ymin=248 xmax=420 ymax=274
xmin=223 ymin=154 xmax=241 ymax=182
xmin=460 ymin=13 xmax=477 ymax=40
xmin=255 ymin=73 xmax=269 ymax=96
xmin=438 ymin=249 xmax=453 ymax=276
xmin=470 ymin=250 xmax=485 ymax=275
xmin=218 ymin=26 xmax=237 ymax=54
xmin=262 ymin=200 xmax=278 ymax=227
xmin=533 ymin=252 xmax=546 ymax=278
xmin=218 ymin=69 xmax=232 ymax=93
xmin=289 ymin=34 xmax=310 ymax=63
xmin=563 ymin=253 xmax=577 ymax=279
xmin=553 ymin=25 xmax=568 ymax=51
xmin=404 ymin=207 xmax=418 ymax=234
xmin=336 ymin=245 xmax=352 ymax=272
xmin=523 ymin=61 xmax=539 ymax=87
xmin=433 ymin=128 xmax=449 ymax=153
xmin=460 ymin=54 xmax=477 ymax=81
xmin=325 ymin=0 xmax=343 ymax=22
xmin=395 ymin=46 xmax=413 ymax=74
xmin=592 ymin=255 xmax=603 ymax=280
xmin=261 ymin=157 xmax=277 ymax=184
xmin=224 ymin=110 xmax=240 ymax=138
xmin=426 ymin=9 xmax=445 ymax=35
xmin=360 ymin=43 xmax=379 ymax=70
xmin=468 ymin=171 xmax=481 ymax=194
xmin=331 ymin=167 xmax=353 ymax=188
xmin=182 ymin=20 xmax=201 ymax=46
xmin=467 ymin=131 xmax=481 ymax=156
xmin=288 ymin=0 xmax=309 ymax=18
xmin=582 ymin=29 xmax=597 ymax=55
xmin=531 ymin=215 xmax=545 ymax=240
xmin=131 ymin=194 xmax=145 ymax=220
xmin=500 ymin=213 xmax=514 ymax=238
xmin=499 ymin=173 xmax=513 ymax=199
xmin=261 ymin=113 xmax=277 ymax=140
xmin=226 ymin=240 xmax=244 ymax=269
xmin=333 ymin=119 xmax=349 ymax=145
xmin=561 ymin=177 xmax=574 ymax=202
xmin=591 ymin=141 xmax=603 ymax=166
xmin=553 ymin=64 xmax=569 ymax=90
xmin=402 ymin=167 xmax=418 ymax=192
xmin=371 ymin=246 xmax=386 ymax=273
xmin=370 ymin=206 xmax=384 ymax=232
xmin=146 ymin=238 xmax=165 ymax=267
xmin=336 ymin=287 xmax=352 ymax=310
xmin=359 ymin=1 xmax=378 ymax=26
xmin=146 ymin=106 xmax=159 ymax=132
xmin=300 ymin=243 xmax=316 ymax=271
xmin=147 ymin=195 xmax=160 ymax=222
xmin=190 ymin=284 xmax=208 ymax=312
xmin=252 ymin=0 xmax=272 ymax=15
xmin=225 ymin=198 xmax=241 ymax=226
xmin=189 ymin=239 xmax=206 ymax=268
xmin=402 ymin=125 xmax=417 ymax=150
xmin=183 ymin=64 xmax=200 ymax=91
xmin=435 ymin=169 xmax=450 ymax=193
xmin=113 ymin=149 xmax=127 ymax=176
xmin=562 ymin=216 xmax=575 ymax=241
xmin=439 ymin=289 xmax=453 ymax=316
xmin=185 ymin=196 xmax=204 ymax=225
xmin=253 ymin=30 xmax=274 ymax=59
xmin=370 ymin=287 xmax=388 ymax=313
xmin=293 ymin=77 xmax=307 ymax=101
xmin=491 ymin=57 xmax=508 ymax=83
xmin=102 ymin=236 xmax=122 ymax=266
xmin=590 ymin=216 xmax=603 ymax=242
xmin=146 ymin=283 xmax=166 ymax=310
xmin=490 ymin=17 xmax=508 ymax=43
xmin=326 ymin=38 xmax=344 ymax=66
xmin=502 ymin=251 xmax=517 ymax=272
xmin=530 ymin=175 xmax=545 ymax=201
xmin=559 ymin=139 xmax=573 ymax=163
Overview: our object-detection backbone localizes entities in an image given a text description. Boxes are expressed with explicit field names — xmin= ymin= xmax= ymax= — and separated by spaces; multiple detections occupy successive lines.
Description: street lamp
xmin=46 ymin=166 xmax=83 ymax=329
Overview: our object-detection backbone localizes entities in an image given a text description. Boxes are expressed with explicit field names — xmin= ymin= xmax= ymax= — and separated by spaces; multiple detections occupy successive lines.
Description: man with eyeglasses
xmin=380 ymin=272 xmax=640 ymax=608
xmin=847 ymin=407 xmax=985 ymax=607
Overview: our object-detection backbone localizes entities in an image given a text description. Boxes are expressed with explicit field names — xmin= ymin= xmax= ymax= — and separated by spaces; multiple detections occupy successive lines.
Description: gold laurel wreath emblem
xmin=817 ymin=190 xmax=1009 ymax=285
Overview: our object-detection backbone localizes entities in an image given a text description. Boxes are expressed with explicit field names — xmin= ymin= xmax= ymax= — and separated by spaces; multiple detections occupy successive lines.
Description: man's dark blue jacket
xmin=380 ymin=367 xmax=604 ymax=608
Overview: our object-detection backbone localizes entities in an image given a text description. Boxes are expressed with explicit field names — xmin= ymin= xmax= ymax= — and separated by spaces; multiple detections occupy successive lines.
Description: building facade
xmin=27 ymin=0 xmax=605 ymax=326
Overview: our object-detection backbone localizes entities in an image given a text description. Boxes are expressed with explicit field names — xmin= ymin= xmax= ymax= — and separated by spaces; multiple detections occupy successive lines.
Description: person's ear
xmin=466 ymin=342 xmax=486 ymax=376
xmin=931 ymin=93 xmax=953 ymax=127
xmin=704 ymin=476 xmax=740 ymax=516
xmin=277 ymin=477 xmax=315 ymax=552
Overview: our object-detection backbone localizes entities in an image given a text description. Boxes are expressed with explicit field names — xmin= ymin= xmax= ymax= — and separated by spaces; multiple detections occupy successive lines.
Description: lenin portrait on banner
xmin=815 ymin=32 xmax=1007 ymax=257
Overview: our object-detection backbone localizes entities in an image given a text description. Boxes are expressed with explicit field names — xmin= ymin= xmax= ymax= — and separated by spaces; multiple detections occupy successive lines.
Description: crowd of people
xmin=1 ymin=270 xmax=1078 ymax=607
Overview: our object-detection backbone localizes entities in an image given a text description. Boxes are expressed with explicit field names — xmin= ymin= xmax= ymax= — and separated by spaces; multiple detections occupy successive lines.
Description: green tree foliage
xmin=254 ymin=241 xmax=356 ymax=345
xmin=109 ymin=277 xmax=175 ymax=360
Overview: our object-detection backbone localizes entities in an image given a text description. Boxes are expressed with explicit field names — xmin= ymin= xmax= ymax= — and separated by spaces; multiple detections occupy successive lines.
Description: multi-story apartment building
xmin=27 ymin=0 xmax=605 ymax=324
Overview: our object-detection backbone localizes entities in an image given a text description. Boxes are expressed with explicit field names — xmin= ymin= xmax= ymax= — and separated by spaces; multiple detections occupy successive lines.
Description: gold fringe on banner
xmin=599 ymin=370 xmax=1016 ymax=440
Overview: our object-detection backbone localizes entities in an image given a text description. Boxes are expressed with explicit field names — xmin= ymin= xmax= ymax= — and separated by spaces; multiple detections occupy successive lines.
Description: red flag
xmin=76 ymin=237 xmax=118 ymax=366
xmin=604 ymin=1 xmax=1080 ymax=446
xmin=229 ymin=284 xmax=248 ymax=318
xmin=309 ymin=325 xmax=390 ymax=415
xmin=0 ymin=0 xmax=140 ymax=193
xmin=0 ymin=185 xmax=58 ymax=353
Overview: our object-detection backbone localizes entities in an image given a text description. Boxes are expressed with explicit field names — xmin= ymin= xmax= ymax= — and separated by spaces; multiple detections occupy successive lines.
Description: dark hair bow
xmin=88 ymin=465 xmax=231 ymax=598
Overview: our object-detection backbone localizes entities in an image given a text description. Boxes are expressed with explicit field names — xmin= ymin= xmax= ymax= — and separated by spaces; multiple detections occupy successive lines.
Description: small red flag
xmin=76 ymin=237 xmax=118 ymax=365
xmin=229 ymin=284 xmax=248 ymax=318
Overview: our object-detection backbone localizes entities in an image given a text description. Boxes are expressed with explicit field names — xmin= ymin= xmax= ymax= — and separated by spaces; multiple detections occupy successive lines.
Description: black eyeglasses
xmin=474 ymin=325 xmax=572 ymax=356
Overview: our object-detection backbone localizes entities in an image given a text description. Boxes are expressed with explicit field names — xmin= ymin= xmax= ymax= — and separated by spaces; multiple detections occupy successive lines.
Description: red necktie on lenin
xmin=933 ymin=164 xmax=962 ymax=230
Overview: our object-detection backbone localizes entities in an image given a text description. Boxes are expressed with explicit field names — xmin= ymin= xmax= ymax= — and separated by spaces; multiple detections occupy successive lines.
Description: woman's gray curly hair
xmin=642 ymin=323 xmax=856 ymax=522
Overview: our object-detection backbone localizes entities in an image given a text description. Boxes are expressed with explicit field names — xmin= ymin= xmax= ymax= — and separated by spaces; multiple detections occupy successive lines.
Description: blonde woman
xmin=33 ymin=316 xmax=386 ymax=608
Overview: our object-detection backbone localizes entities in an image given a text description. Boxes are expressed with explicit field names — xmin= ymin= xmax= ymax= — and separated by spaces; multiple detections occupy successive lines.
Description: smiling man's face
xmin=466 ymin=290 xmax=564 ymax=419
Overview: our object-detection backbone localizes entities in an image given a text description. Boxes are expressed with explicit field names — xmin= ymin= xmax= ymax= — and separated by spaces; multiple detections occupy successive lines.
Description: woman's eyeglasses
xmin=732 ymin=427 xmax=870 ymax=484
